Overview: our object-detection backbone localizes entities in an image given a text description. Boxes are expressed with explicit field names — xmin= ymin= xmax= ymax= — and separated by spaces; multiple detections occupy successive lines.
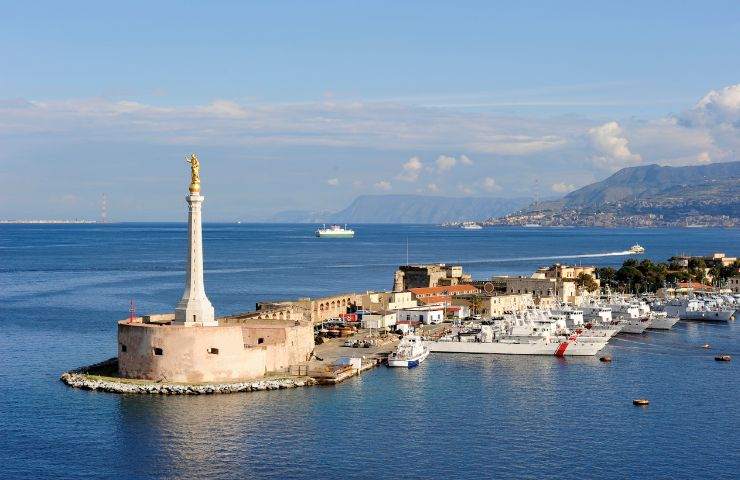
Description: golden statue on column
xmin=186 ymin=153 xmax=201 ymax=193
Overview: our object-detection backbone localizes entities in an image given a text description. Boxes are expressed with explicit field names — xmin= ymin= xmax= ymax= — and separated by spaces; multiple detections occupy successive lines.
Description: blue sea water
xmin=1 ymin=224 xmax=738 ymax=479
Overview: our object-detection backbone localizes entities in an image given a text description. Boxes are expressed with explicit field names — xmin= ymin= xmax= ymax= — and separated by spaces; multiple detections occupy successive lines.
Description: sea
xmin=1 ymin=223 xmax=738 ymax=479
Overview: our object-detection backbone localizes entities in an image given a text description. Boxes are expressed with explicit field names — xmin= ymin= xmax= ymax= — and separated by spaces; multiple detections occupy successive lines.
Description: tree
xmin=596 ymin=267 xmax=617 ymax=288
xmin=576 ymin=272 xmax=599 ymax=293
xmin=469 ymin=295 xmax=484 ymax=315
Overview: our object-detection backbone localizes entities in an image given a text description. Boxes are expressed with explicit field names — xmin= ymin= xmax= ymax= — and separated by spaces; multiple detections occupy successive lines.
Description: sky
xmin=1 ymin=1 xmax=739 ymax=220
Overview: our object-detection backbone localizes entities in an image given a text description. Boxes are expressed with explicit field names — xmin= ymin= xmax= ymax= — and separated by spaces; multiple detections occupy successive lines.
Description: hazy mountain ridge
xmin=494 ymin=161 xmax=740 ymax=227
xmin=561 ymin=161 xmax=740 ymax=208
xmin=267 ymin=195 xmax=532 ymax=223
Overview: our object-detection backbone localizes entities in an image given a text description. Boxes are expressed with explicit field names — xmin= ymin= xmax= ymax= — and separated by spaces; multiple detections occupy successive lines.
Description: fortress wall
xmin=117 ymin=318 xmax=314 ymax=383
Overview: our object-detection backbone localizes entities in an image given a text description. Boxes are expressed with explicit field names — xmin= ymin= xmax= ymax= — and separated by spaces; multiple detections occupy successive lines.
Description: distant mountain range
xmin=267 ymin=195 xmax=532 ymax=224
xmin=493 ymin=161 xmax=740 ymax=227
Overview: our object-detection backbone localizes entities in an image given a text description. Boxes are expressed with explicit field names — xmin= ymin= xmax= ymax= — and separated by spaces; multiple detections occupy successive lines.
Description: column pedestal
xmin=174 ymin=193 xmax=216 ymax=326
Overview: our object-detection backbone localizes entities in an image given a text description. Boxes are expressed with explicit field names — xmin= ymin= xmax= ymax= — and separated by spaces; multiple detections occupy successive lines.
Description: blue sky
xmin=1 ymin=1 xmax=739 ymax=220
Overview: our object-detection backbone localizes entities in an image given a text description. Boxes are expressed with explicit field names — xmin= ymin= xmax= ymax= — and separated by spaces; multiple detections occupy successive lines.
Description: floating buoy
xmin=599 ymin=356 xmax=612 ymax=362
xmin=633 ymin=399 xmax=650 ymax=406
xmin=715 ymin=355 xmax=732 ymax=362
xmin=702 ymin=344 xmax=710 ymax=349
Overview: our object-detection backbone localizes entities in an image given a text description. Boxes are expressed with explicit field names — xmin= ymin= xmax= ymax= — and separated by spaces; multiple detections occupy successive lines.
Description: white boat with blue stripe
xmin=387 ymin=335 xmax=430 ymax=368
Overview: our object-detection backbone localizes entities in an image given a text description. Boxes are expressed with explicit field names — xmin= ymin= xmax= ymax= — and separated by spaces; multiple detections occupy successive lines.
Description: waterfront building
xmin=409 ymin=284 xmax=480 ymax=300
xmin=359 ymin=291 xmax=418 ymax=311
xmin=393 ymin=264 xmax=472 ymax=291
xmin=396 ymin=306 xmax=445 ymax=325
xmin=491 ymin=263 xmax=599 ymax=304
xmin=729 ymin=276 xmax=740 ymax=293
xmin=451 ymin=292 xmax=533 ymax=317
xmin=257 ymin=293 xmax=360 ymax=325
xmin=117 ymin=155 xmax=314 ymax=383
xmin=360 ymin=311 xmax=398 ymax=330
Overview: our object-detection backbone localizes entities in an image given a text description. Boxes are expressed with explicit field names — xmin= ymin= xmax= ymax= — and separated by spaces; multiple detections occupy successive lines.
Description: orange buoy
xmin=715 ymin=355 xmax=732 ymax=362
xmin=599 ymin=356 xmax=612 ymax=362
xmin=633 ymin=399 xmax=649 ymax=406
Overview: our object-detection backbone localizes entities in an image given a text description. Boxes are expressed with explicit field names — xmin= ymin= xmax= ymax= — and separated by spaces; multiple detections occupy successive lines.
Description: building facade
xmin=393 ymin=264 xmax=472 ymax=291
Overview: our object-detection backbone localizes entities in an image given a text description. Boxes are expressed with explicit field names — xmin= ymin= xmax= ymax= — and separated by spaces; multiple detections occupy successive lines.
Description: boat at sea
xmin=387 ymin=335 xmax=430 ymax=367
xmin=426 ymin=314 xmax=608 ymax=356
xmin=461 ymin=221 xmax=483 ymax=230
xmin=315 ymin=224 xmax=355 ymax=238
xmin=629 ymin=244 xmax=645 ymax=254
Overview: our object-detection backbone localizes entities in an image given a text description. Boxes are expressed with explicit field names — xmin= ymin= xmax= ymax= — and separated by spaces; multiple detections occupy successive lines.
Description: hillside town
xmin=485 ymin=208 xmax=738 ymax=228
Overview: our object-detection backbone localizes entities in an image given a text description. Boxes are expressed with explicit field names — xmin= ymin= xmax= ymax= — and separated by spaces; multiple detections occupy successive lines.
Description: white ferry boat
xmin=315 ymin=224 xmax=355 ymax=238
xmin=387 ymin=335 xmax=430 ymax=367
xmin=461 ymin=221 xmax=483 ymax=230
xmin=629 ymin=244 xmax=645 ymax=254
xmin=426 ymin=317 xmax=607 ymax=356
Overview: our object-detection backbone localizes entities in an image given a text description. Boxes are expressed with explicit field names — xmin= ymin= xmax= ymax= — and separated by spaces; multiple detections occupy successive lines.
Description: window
xmin=120 ymin=344 xmax=127 ymax=352
xmin=153 ymin=347 xmax=163 ymax=356
xmin=207 ymin=347 xmax=219 ymax=354
xmin=257 ymin=337 xmax=264 ymax=344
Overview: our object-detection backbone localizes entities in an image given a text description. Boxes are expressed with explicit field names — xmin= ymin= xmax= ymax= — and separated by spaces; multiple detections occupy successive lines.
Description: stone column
xmin=174 ymin=193 xmax=216 ymax=326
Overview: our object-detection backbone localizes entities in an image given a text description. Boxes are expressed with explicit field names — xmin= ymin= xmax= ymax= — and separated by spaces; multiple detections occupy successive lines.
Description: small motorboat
xmin=387 ymin=335 xmax=430 ymax=368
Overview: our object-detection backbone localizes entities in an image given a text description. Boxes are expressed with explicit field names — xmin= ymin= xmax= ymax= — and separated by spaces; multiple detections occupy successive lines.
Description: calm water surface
xmin=1 ymin=224 xmax=738 ymax=479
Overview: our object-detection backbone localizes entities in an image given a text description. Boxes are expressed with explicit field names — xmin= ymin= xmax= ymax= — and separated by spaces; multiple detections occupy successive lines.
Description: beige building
xmin=452 ymin=292 xmax=533 ymax=317
xmin=359 ymin=291 xmax=418 ymax=311
xmin=360 ymin=311 xmax=398 ymax=330
xmin=257 ymin=293 xmax=360 ymax=325
xmin=729 ymin=276 xmax=740 ymax=293
xmin=393 ymin=264 xmax=472 ymax=291
xmin=706 ymin=252 xmax=738 ymax=267
xmin=492 ymin=263 xmax=599 ymax=304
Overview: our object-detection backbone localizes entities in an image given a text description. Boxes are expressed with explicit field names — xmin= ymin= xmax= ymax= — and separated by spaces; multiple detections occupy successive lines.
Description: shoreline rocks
xmin=60 ymin=358 xmax=318 ymax=395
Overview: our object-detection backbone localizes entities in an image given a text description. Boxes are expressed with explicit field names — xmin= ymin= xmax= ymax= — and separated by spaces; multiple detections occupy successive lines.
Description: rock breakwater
xmin=60 ymin=358 xmax=318 ymax=395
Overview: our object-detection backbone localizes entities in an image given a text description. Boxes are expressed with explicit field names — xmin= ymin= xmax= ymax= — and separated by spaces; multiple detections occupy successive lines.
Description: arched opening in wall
xmin=258 ymin=338 xmax=264 ymax=344
xmin=120 ymin=344 xmax=127 ymax=352
xmin=153 ymin=347 xmax=163 ymax=356
xmin=207 ymin=347 xmax=219 ymax=354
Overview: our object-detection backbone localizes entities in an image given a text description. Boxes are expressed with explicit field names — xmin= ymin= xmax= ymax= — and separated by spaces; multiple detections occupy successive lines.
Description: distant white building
xmin=396 ymin=306 xmax=445 ymax=325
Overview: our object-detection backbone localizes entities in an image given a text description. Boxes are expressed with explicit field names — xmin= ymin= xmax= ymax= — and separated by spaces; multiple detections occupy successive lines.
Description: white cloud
xmin=374 ymin=180 xmax=392 ymax=191
xmin=326 ymin=178 xmax=339 ymax=186
xmin=427 ymin=183 xmax=440 ymax=193
xmin=459 ymin=154 xmax=473 ymax=165
xmin=397 ymin=156 xmax=423 ymax=182
xmin=551 ymin=182 xmax=576 ymax=193
xmin=458 ymin=184 xmax=475 ymax=195
xmin=587 ymin=121 xmax=642 ymax=170
xmin=436 ymin=155 xmax=457 ymax=172
xmin=481 ymin=177 xmax=501 ymax=192
xmin=696 ymin=152 xmax=712 ymax=164
xmin=683 ymin=84 xmax=740 ymax=127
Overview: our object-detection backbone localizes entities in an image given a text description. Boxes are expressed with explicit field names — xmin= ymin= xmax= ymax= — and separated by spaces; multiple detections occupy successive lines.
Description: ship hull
xmin=425 ymin=340 xmax=606 ymax=356
xmin=664 ymin=305 xmax=733 ymax=322
xmin=315 ymin=232 xmax=354 ymax=238
xmin=387 ymin=347 xmax=430 ymax=367
xmin=647 ymin=316 xmax=680 ymax=330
